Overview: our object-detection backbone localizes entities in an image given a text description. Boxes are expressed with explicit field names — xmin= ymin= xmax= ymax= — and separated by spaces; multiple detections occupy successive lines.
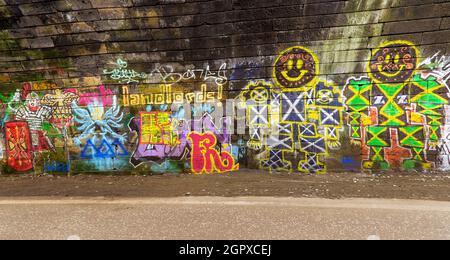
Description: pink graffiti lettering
xmin=79 ymin=85 xmax=114 ymax=106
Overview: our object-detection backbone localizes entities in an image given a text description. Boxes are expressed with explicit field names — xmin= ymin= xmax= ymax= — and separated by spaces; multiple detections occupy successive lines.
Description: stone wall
xmin=0 ymin=0 xmax=449 ymax=174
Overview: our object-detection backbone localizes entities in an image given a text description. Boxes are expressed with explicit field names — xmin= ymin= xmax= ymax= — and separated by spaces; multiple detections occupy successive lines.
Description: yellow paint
xmin=122 ymin=84 xmax=223 ymax=107
xmin=367 ymin=40 xmax=420 ymax=83
xmin=241 ymin=46 xmax=345 ymax=174
xmin=188 ymin=131 xmax=239 ymax=174
xmin=272 ymin=45 xmax=320 ymax=91
xmin=140 ymin=112 xmax=179 ymax=145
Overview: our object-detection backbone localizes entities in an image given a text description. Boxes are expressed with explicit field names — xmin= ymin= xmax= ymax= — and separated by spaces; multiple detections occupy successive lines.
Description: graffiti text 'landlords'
xmin=122 ymin=84 xmax=223 ymax=106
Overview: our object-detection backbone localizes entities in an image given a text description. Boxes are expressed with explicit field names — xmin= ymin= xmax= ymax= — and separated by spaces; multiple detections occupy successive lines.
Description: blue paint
xmin=342 ymin=156 xmax=355 ymax=165
xmin=80 ymin=138 xmax=129 ymax=171
xmin=342 ymin=156 xmax=359 ymax=170
xmin=44 ymin=162 xmax=70 ymax=173
xmin=81 ymin=138 xmax=129 ymax=159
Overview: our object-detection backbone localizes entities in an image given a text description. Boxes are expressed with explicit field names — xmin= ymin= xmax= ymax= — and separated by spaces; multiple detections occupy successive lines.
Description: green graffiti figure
xmin=0 ymin=89 xmax=21 ymax=126
xmin=344 ymin=40 xmax=449 ymax=170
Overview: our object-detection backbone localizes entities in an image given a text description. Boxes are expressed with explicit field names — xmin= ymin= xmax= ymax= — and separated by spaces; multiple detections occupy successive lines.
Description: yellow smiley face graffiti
xmin=368 ymin=40 xmax=419 ymax=83
xmin=274 ymin=46 xmax=319 ymax=89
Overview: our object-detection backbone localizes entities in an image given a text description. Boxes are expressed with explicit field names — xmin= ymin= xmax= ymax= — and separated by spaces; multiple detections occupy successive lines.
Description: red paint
xmin=385 ymin=129 xmax=412 ymax=168
xmin=21 ymin=82 xmax=32 ymax=100
xmin=31 ymin=130 xmax=52 ymax=152
xmin=5 ymin=122 xmax=33 ymax=172
xmin=79 ymin=85 xmax=114 ymax=106
xmin=188 ymin=132 xmax=239 ymax=174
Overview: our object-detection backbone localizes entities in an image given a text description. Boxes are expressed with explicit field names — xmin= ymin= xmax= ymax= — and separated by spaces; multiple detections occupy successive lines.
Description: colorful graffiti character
xmin=344 ymin=40 xmax=450 ymax=170
xmin=41 ymin=89 xmax=79 ymax=128
xmin=5 ymin=121 xmax=33 ymax=172
xmin=72 ymin=95 xmax=128 ymax=170
xmin=72 ymin=96 xmax=126 ymax=145
xmin=242 ymin=46 xmax=344 ymax=173
xmin=15 ymin=92 xmax=54 ymax=152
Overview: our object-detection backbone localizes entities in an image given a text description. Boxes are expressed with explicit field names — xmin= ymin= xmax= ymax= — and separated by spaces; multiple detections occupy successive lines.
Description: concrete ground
xmin=0 ymin=197 xmax=449 ymax=240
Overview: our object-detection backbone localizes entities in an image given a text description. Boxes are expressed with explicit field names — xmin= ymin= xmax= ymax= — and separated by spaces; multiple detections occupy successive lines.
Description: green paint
xmin=413 ymin=74 xmax=440 ymax=89
xmin=402 ymin=160 xmax=416 ymax=170
xmin=367 ymin=127 xmax=389 ymax=147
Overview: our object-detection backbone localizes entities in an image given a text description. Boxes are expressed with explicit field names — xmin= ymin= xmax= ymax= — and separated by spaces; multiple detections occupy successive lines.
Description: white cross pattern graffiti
xmin=320 ymin=108 xmax=340 ymax=125
xmin=273 ymin=123 xmax=292 ymax=136
xmin=326 ymin=127 xmax=338 ymax=139
xmin=250 ymin=128 xmax=262 ymax=140
xmin=282 ymin=92 xmax=305 ymax=122
xmin=267 ymin=135 xmax=293 ymax=150
xmin=261 ymin=150 xmax=291 ymax=170
xmin=300 ymin=137 xmax=327 ymax=154
xmin=271 ymin=92 xmax=282 ymax=107
xmin=249 ymin=105 xmax=269 ymax=125
xmin=300 ymin=124 xmax=316 ymax=137
xmin=299 ymin=154 xmax=322 ymax=172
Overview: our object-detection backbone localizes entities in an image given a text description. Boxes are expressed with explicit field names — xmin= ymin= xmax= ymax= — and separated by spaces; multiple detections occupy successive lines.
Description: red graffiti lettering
xmin=188 ymin=132 xmax=239 ymax=174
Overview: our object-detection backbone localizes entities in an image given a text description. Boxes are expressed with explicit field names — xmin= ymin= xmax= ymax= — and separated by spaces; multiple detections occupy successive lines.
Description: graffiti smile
xmin=281 ymin=70 xmax=308 ymax=82
xmin=378 ymin=64 xmax=405 ymax=77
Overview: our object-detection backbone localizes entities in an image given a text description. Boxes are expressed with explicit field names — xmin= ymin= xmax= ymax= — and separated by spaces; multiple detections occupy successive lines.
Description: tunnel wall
xmin=0 ymin=0 xmax=449 ymax=174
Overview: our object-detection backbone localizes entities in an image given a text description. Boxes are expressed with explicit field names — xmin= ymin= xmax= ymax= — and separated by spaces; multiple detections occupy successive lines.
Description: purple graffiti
xmin=129 ymin=113 xmax=231 ymax=168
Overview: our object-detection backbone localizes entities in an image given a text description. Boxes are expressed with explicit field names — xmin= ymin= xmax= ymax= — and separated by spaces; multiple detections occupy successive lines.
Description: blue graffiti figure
xmin=72 ymin=96 xmax=126 ymax=146
xmin=72 ymin=96 xmax=128 ymax=170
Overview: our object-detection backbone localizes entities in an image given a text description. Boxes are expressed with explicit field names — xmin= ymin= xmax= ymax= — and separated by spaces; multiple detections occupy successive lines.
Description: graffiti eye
xmin=385 ymin=55 xmax=391 ymax=64
xmin=395 ymin=54 xmax=400 ymax=64
xmin=296 ymin=59 xmax=303 ymax=69
xmin=287 ymin=59 xmax=294 ymax=70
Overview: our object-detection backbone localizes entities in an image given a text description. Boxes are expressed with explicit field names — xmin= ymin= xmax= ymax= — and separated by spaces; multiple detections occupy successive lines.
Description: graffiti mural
xmin=140 ymin=111 xmax=179 ymax=145
xmin=41 ymin=89 xmax=79 ymax=129
xmin=103 ymin=59 xmax=147 ymax=84
xmin=1 ymin=40 xmax=450 ymax=175
xmin=122 ymin=84 xmax=223 ymax=106
xmin=15 ymin=91 xmax=55 ymax=152
xmin=241 ymin=46 xmax=344 ymax=173
xmin=72 ymin=95 xmax=129 ymax=171
xmin=44 ymin=161 xmax=70 ymax=173
xmin=0 ymin=89 xmax=21 ymax=126
xmin=344 ymin=40 xmax=450 ymax=171
xmin=129 ymin=110 xmax=234 ymax=173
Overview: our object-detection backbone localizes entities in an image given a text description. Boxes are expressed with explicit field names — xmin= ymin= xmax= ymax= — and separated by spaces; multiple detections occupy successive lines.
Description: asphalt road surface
xmin=0 ymin=197 xmax=449 ymax=240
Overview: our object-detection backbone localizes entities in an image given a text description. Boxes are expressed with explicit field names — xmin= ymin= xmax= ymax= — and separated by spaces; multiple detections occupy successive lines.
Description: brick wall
xmin=0 ymin=0 xmax=449 ymax=174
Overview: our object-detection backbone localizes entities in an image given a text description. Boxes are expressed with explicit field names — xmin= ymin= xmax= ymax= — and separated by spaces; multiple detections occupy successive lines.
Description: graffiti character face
xmin=317 ymin=89 xmax=334 ymax=105
xmin=369 ymin=41 xmax=419 ymax=83
xmin=26 ymin=92 xmax=40 ymax=111
xmin=274 ymin=46 xmax=319 ymax=89
xmin=250 ymin=87 xmax=269 ymax=104
xmin=242 ymin=81 xmax=273 ymax=105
